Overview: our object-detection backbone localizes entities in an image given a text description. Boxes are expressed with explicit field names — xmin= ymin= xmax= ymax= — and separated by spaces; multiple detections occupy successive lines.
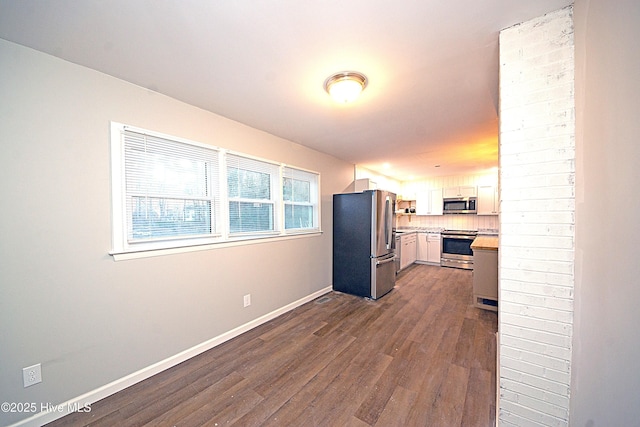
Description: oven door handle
xmin=442 ymin=235 xmax=476 ymax=240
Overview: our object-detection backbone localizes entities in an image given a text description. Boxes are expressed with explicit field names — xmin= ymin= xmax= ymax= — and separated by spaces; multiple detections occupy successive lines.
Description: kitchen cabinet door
xmin=443 ymin=187 xmax=458 ymax=198
xmin=429 ymin=189 xmax=443 ymax=215
xmin=459 ymin=186 xmax=477 ymax=198
xmin=417 ymin=232 xmax=440 ymax=264
xmin=416 ymin=233 xmax=429 ymax=261
xmin=477 ymin=185 xmax=498 ymax=215
xmin=427 ymin=233 xmax=441 ymax=264
xmin=415 ymin=195 xmax=429 ymax=215
xmin=443 ymin=186 xmax=477 ymax=198
xmin=400 ymin=233 xmax=417 ymax=269
xmin=407 ymin=236 xmax=417 ymax=265
xmin=415 ymin=189 xmax=443 ymax=215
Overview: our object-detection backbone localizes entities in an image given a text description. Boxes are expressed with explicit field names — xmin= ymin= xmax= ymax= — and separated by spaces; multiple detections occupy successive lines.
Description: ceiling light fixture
xmin=324 ymin=71 xmax=368 ymax=103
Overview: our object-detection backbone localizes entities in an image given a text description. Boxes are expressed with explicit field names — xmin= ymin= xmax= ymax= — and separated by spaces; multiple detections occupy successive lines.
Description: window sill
xmin=110 ymin=230 xmax=323 ymax=261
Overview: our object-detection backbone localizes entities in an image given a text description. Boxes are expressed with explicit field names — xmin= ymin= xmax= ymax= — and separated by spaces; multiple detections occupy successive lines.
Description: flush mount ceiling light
xmin=324 ymin=71 xmax=368 ymax=103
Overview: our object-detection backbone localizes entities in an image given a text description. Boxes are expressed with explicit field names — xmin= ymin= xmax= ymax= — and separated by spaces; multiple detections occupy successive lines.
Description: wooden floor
xmin=47 ymin=264 xmax=497 ymax=427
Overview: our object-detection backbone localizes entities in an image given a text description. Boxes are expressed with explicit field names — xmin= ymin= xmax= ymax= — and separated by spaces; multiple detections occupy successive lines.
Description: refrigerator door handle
xmin=384 ymin=196 xmax=392 ymax=250
xmin=376 ymin=254 xmax=396 ymax=265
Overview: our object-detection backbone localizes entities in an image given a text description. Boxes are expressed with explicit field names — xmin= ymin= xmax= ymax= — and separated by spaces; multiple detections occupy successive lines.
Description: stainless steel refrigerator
xmin=333 ymin=189 xmax=397 ymax=299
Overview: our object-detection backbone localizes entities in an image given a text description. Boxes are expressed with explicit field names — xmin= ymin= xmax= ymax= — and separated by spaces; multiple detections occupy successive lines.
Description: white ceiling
xmin=0 ymin=0 xmax=573 ymax=181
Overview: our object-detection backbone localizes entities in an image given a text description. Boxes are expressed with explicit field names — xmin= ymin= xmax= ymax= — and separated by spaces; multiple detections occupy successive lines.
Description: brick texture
xmin=498 ymin=6 xmax=575 ymax=426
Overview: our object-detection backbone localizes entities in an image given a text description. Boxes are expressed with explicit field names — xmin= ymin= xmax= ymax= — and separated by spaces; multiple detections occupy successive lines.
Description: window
xmin=283 ymin=167 xmax=318 ymax=231
xmin=123 ymin=130 xmax=220 ymax=241
xmin=226 ymin=154 xmax=279 ymax=234
xmin=111 ymin=126 xmax=221 ymax=254
xmin=110 ymin=123 xmax=321 ymax=258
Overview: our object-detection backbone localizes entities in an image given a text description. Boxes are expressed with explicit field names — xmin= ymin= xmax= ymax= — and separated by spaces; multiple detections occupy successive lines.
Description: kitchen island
xmin=471 ymin=235 xmax=498 ymax=311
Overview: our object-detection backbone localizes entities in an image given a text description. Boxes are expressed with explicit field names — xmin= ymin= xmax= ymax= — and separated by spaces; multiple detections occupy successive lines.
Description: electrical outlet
xmin=243 ymin=294 xmax=251 ymax=307
xmin=23 ymin=364 xmax=42 ymax=388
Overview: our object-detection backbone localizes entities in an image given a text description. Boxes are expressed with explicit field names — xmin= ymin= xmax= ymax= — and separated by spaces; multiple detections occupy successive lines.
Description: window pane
xmin=227 ymin=167 xmax=271 ymax=200
xmin=227 ymin=154 xmax=278 ymax=235
xmin=127 ymin=153 xmax=208 ymax=198
xmin=283 ymin=167 xmax=318 ymax=232
xmin=229 ymin=201 xmax=274 ymax=233
xmin=283 ymin=178 xmax=310 ymax=203
xmin=293 ymin=179 xmax=310 ymax=202
xmin=125 ymin=134 xmax=213 ymax=198
xmin=122 ymin=130 xmax=220 ymax=243
xmin=285 ymin=204 xmax=313 ymax=229
xmin=130 ymin=197 xmax=211 ymax=239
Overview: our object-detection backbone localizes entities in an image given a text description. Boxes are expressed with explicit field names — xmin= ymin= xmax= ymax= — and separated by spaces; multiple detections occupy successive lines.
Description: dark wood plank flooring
xmin=46 ymin=264 xmax=497 ymax=427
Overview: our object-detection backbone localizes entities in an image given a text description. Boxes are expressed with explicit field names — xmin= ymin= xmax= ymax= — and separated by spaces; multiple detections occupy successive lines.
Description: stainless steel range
xmin=441 ymin=229 xmax=478 ymax=269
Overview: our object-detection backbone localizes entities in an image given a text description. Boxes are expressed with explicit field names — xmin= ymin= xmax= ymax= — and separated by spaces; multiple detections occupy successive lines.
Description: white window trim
xmin=109 ymin=122 xmax=322 ymax=260
xmin=282 ymin=166 xmax=321 ymax=233
xmin=226 ymin=152 xmax=281 ymax=237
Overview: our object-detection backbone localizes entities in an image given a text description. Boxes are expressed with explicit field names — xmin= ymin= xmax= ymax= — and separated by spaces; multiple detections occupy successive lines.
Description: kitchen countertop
xmin=471 ymin=235 xmax=499 ymax=251
xmin=396 ymin=227 xmax=443 ymax=234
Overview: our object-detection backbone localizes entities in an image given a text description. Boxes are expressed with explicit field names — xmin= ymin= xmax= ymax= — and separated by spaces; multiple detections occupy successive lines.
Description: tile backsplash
xmin=397 ymin=213 xmax=498 ymax=232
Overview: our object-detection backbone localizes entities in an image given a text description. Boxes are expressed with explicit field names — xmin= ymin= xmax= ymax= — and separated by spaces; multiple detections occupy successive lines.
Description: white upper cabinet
xmin=477 ymin=185 xmax=499 ymax=215
xmin=443 ymin=186 xmax=477 ymax=198
xmin=415 ymin=194 xmax=428 ymax=215
xmin=416 ymin=188 xmax=443 ymax=215
xmin=431 ymin=189 xmax=443 ymax=215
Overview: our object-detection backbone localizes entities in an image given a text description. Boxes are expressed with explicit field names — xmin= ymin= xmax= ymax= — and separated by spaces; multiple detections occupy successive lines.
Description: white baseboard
xmin=9 ymin=286 xmax=332 ymax=427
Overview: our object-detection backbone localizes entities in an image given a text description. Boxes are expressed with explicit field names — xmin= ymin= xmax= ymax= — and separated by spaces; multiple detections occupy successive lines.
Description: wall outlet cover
xmin=23 ymin=364 xmax=42 ymax=387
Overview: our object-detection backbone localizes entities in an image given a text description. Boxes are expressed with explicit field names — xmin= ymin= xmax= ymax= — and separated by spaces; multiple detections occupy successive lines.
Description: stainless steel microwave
xmin=443 ymin=197 xmax=477 ymax=214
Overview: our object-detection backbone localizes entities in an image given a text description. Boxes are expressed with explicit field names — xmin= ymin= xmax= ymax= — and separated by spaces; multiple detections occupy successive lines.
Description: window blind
xmin=283 ymin=166 xmax=318 ymax=230
xmin=123 ymin=130 xmax=220 ymax=241
xmin=111 ymin=122 xmax=322 ymax=256
xmin=226 ymin=154 xmax=279 ymax=234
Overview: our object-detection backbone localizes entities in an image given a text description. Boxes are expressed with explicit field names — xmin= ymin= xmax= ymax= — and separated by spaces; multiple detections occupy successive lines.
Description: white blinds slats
xmin=226 ymin=154 xmax=279 ymax=234
xmin=283 ymin=167 xmax=318 ymax=230
xmin=123 ymin=130 xmax=220 ymax=241
xmin=111 ymin=123 xmax=320 ymax=255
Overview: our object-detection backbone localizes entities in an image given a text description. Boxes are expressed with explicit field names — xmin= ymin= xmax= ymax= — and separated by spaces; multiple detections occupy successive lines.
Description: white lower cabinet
xmin=417 ymin=233 xmax=429 ymax=261
xmin=427 ymin=233 xmax=441 ymax=264
xmin=416 ymin=232 xmax=441 ymax=265
xmin=400 ymin=233 xmax=417 ymax=270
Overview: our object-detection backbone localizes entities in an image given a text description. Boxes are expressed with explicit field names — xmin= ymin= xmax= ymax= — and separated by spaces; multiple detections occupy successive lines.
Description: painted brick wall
xmin=498 ymin=7 xmax=575 ymax=426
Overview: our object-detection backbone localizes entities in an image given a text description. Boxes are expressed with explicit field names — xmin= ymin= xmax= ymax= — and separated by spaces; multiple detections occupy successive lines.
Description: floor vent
xmin=315 ymin=296 xmax=331 ymax=304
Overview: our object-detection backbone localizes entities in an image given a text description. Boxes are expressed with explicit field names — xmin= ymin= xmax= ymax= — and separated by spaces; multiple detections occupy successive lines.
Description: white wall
xmin=572 ymin=0 xmax=640 ymax=424
xmin=0 ymin=39 xmax=353 ymax=426
xmin=499 ymin=7 xmax=575 ymax=426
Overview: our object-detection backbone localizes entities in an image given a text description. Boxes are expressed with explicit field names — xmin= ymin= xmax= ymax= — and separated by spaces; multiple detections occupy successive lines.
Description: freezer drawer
xmin=372 ymin=254 xmax=396 ymax=299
